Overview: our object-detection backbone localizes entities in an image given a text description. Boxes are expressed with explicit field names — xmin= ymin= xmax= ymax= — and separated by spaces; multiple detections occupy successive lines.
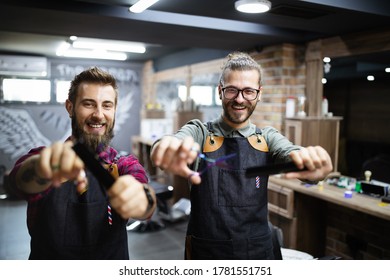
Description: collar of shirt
xmin=211 ymin=115 xmax=257 ymax=138
xmin=66 ymin=136 xmax=118 ymax=165
xmin=97 ymin=146 xmax=118 ymax=165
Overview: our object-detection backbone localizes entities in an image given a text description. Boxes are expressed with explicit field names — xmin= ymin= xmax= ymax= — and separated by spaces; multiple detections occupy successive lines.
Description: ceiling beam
xmin=126 ymin=10 xmax=303 ymax=39
xmin=0 ymin=1 xmax=310 ymax=39
xmin=321 ymin=27 xmax=390 ymax=58
xmin=301 ymin=0 xmax=390 ymax=17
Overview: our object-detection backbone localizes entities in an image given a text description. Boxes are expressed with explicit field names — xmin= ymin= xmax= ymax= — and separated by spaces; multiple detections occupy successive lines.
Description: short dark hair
xmin=219 ymin=52 xmax=263 ymax=87
xmin=68 ymin=66 xmax=118 ymax=105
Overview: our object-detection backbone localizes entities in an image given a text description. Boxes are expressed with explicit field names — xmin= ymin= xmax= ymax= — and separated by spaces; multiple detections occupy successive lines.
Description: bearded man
xmin=9 ymin=67 xmax=156 ymax=260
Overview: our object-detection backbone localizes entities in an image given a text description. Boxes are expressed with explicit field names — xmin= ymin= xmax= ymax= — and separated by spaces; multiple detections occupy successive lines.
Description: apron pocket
xmin=247 ymin=234 xmax=274 ymax=260
xmin=218 ymin=168 xmax=266 ymax=207
xmin=189 ymin=235 xmax=234 ymax=260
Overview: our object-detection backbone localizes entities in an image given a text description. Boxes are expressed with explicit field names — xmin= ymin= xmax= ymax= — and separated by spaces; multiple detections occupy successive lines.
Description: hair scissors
xmin=189 ymin=151 xmax=237 ymax=178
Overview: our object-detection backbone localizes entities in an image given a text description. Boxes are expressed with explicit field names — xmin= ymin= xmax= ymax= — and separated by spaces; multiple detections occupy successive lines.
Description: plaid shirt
xmin=97 ymin=145 xmax=148 ymax=184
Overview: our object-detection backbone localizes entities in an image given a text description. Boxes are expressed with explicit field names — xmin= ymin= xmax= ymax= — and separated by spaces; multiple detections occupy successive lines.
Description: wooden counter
xmin=268 ymin=176 xmax=390 ymax=259
xmin=269 ymin=176 xmax=390 ymax=221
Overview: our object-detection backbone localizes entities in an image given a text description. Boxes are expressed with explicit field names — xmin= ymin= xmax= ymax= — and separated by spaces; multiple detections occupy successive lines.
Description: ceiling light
xmin=235 ymin=0 xmax=271 ymax=14
xmin=56 ymin=42 xmax=127 ymax=61
xmin=58 ymin=49 xmax=127 ymax=61
xmin=367 ymin=75 xmax=375 ymax=81
xmin=72 ymin=40 xmax=145 ymax=53
xmin=56 ymin=42 xmax=71 ymax=56
xmin=129 ymin=0 xmax=159 ymax=13
xmin=56 ymin=37 xmax=148 ymax=60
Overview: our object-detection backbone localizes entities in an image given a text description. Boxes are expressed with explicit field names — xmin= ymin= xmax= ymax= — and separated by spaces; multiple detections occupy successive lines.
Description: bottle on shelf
xmin=322 ymin=97 xmax=329 ymax=116
xmin=285 ymin=96 xmax=296 ymax=118
xmin=297 ymin=95 xmax=306 ymax=117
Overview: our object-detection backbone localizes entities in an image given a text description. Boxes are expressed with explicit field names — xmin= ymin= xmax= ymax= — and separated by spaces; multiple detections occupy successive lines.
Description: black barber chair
xmin=126 ymin=180 xmax=174 ymax=232
xmin=269 ymin=222 xmax=341 ymax=260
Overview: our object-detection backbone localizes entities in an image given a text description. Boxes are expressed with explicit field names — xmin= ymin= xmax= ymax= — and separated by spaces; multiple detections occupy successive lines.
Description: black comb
xmin=245 ymin=161 xmax=307 ymax=177
xmin=72 ymin=141 xmax=115 ymax=189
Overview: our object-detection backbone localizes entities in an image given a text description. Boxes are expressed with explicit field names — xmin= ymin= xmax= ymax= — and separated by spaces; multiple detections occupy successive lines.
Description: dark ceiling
xmin=0 ymin=0 xmax=390 ymax=74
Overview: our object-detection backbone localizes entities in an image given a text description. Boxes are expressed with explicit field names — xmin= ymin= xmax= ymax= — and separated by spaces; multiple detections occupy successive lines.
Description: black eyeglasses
xmin=221 ymin=86 xmax=260 ymax=101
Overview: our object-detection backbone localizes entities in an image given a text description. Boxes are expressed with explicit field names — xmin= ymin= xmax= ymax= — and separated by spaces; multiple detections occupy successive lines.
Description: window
xmin=214 ymin=87 xmax=222 ymax=106
xmin=2 ymin=78 xmax=51 ymax=102
xmin=56 ymin=80 xmax=71 ymax=103
xmin=178 ymin=85 xmax=220 ymax=106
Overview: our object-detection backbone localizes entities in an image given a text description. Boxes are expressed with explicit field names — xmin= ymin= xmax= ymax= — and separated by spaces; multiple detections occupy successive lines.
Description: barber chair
xmin=126 ymin=180 xmax=191 ymax=232
xmin=126 ymin=180 xmax=174 ymax=232
xmin=0 ymin=168 xmax=16 ymax=200
xmin=269 ymin=222 xmax=341 ymax=260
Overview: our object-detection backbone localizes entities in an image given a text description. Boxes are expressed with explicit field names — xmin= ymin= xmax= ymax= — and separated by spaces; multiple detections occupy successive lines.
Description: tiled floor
xmin=0 ymin=196 xmax=188 ymax=260
xmin=0 ymin=199 xmax=30 ymax=259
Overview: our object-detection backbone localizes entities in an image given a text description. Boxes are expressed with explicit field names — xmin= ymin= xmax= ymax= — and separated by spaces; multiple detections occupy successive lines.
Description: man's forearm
xmin=15 ymin=155 xmax=51 ymax=194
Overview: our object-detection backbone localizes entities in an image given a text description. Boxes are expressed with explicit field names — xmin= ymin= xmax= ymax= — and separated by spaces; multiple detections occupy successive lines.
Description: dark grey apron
xmin=185 ymin=126 xmax=275 ymax=259
xmin=28 ymin=167 xmax=129 ymax=260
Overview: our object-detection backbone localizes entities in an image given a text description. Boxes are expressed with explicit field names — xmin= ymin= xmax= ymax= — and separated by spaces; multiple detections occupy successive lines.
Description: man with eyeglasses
xmin=150 ymin=52 xmax=332 ymax=260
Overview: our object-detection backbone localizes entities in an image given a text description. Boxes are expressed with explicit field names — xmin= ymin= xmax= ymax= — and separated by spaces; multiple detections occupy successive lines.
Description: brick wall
xmin=325 ymin=203 xmax=390 ymax=259
xmin=251 ymin=44 xmax=306 ymax=133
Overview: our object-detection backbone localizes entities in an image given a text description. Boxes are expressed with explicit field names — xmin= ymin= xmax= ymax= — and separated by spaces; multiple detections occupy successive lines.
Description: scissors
xmin=189 ymin=151 xmax=237 ymax=178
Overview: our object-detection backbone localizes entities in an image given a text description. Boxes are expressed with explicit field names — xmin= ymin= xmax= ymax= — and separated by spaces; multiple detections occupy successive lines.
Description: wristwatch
xmin=142 ymin=184 xmax=154 ymax=212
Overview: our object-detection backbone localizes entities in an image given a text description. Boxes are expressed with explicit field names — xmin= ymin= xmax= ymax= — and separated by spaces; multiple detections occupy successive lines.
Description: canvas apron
xmin=185 ymin=127 xmax=275 ymax=259
xmin=29 ymin=165 xmax=129 ymax=260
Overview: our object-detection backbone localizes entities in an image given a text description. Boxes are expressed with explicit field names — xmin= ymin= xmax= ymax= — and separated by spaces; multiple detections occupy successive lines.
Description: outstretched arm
xmin=150 ymin=135 xmax=201 ymax=184
xmin=15 ymin=140 xmax=86 ymax=194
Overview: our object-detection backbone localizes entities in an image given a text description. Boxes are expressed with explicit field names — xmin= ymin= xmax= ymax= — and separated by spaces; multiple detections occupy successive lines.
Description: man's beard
xmin=72 ymin=115 xmax=115 ymax=152
xmin=222 ymin=100 xmax=256 ymax=125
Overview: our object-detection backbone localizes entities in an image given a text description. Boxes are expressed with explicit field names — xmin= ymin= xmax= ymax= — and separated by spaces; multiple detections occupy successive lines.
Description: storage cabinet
xmin=285 ymin=117 xmax=342 ymax=171
xmin=267 ymin=176 xmax=390 ymax=259
xmin=268 ymin=181 xmax=297 ymax=248
xmin=268 ymin=178 xmax=327 ymax=256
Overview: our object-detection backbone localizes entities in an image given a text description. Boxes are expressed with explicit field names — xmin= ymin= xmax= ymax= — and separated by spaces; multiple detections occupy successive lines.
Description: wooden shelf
xmin=285 ymin=117 xmax=342 ymax=171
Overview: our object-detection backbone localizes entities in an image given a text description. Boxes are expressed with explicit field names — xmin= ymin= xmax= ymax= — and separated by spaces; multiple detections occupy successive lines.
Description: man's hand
xmin=150 ymin=136 xmax=201 ymax=184
xmin=16 ymin=140 xmax=87 ymax=194
xmin=284 ymin=146 xmax=333 ymax=182
xmin=107 ymin=176 xmax=156 ymax=220
xmin=38 ymin=140 xmax=86 ymax=187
